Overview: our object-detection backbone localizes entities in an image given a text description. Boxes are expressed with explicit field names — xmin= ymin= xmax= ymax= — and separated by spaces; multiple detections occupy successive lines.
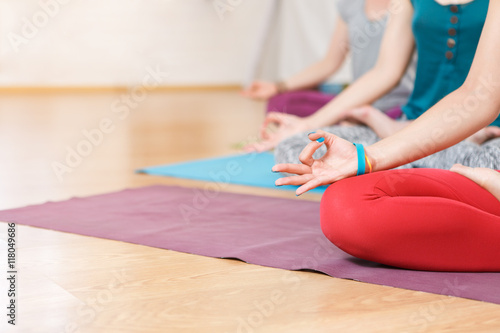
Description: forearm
xmin=304 ymin=66 xmax=403 ymax=129
xmin=368 ymin=84 xmax=500 ymax=171
xmin=284 ymin=59 xmax=342 ymax=92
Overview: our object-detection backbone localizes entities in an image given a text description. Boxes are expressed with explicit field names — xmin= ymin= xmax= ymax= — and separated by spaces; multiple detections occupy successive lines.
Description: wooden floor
xmin=0 ymin=90 xmax=499 ymax=332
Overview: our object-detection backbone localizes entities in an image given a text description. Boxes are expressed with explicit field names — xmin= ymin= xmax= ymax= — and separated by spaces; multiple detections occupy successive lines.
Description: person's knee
xmin=320 ymin=180 xmax=383 ymax=260
xmin=320 ymin=182 xmax=362 ymax=250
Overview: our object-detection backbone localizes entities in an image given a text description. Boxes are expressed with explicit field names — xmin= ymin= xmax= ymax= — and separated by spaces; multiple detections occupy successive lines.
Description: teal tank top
xmin=402 ymin=0 xmax=500 ymax=126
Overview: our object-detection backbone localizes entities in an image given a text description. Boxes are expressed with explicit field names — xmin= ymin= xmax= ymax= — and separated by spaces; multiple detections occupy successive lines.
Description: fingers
xmin=240 ymin=91 xmax=254 ymax=98
xmin=297 ymin=131 xmax=334 ymax=166
xmin=296 ymin=174 xmax=333 ymax=196
xmin=450 ymin=163 xmax=467 ymax=172
xmin=450 ymin=164 xmax=487 ymax=187
xmin=261 ymin=112 xmax=285 ymax=128
xmin=243 ymin=140 xmax=276 ymax=153
xmin=272 ymin=163 xmax=312 ymax=175
xmin=275 ymin=174 xmax=315 ymax=187
xmin=306 ymin=130 xmax=336 ymax=148
xmin=450 ymin=164 xmax=475 ymax=179
xmin=298 ymin=140 xmax=324 ymax=167
xmin=261 ymin=122 xmax=280 ymax=141
xmin=243 ymin=143 xmax=257 ymax=152
xmin=260 ymin=112 xmax=285 ymax=139
xmin=296 ymin=130 xmax=339 ymax=166
xmin=240 ymin=82 xmax=257 ymax=95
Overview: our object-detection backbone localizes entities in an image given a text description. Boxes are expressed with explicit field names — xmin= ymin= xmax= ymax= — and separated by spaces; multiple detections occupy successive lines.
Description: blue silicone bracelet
xmin=353 ymin=143 xmax=366 ymax=176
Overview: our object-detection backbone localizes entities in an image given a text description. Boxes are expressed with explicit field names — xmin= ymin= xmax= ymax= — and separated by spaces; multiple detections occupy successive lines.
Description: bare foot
xmin=346 ymin=105 xmax=410 ymax=138
xmin=450 ymin=164 xmax=500 ymax=201
xmin=466 ymin=126 xmax=500 ymax=145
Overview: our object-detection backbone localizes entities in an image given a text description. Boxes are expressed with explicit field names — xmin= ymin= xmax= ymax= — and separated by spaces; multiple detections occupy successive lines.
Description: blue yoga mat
xmin=137 ymin=152 xmax=327 ymax=194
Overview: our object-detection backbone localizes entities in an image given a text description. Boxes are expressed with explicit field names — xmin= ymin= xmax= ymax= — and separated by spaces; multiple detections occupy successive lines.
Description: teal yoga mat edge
xmin=136 ymin=153 xmax=327 ymax=194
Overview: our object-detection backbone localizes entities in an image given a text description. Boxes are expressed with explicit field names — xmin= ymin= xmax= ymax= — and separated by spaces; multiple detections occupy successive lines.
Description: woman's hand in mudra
xmin=272 ymin=130 xmax=359 ymax=195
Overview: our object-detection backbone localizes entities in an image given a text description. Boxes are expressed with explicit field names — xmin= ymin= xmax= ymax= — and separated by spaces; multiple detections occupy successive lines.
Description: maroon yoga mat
xmin=1 ymin=185 xmax=499 ymax=304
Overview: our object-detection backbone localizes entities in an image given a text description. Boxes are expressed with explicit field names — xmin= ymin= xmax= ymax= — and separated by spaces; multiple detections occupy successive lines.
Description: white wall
xmin=0 ymin=0 xmax=349 ymax=87
xmin=255 ymin=0 xmax=351 ymax=84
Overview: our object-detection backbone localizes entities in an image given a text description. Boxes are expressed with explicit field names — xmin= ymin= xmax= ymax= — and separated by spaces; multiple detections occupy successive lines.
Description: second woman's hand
xmin=272 ymin=130 xmax=359 ymax=195
xmin=244 ymin=112 xmax=309 ymax=152
xmin=240 ymin=81 xmax=279 ymax=100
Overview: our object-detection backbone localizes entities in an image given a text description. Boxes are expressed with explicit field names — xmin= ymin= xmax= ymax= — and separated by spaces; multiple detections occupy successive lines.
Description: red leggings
xmin=321 ymin=169 xmax=500 ymax=272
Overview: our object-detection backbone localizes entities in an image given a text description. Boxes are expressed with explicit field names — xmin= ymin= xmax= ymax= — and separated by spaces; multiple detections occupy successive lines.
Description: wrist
xmin=365 ymin=153 xmax=373 ymax=174
xmin=364 ymin=145 xmax=381 ymax=173
xmin=304 ymin=103 xmax=342 ymax=129
xmin=275 ymin=81 xmax=288 ymax=94
xmin=301 ymin=116 xmax=318 ymax=132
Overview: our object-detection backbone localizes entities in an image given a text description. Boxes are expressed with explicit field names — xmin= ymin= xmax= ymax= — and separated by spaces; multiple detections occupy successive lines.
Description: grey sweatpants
xmin=274 ymin=125 xmax=500 ymax=170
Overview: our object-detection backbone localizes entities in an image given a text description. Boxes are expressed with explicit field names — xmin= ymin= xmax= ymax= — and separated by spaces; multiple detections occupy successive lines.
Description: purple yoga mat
xmin=1 ymin=185 xmax=499 ymax=304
